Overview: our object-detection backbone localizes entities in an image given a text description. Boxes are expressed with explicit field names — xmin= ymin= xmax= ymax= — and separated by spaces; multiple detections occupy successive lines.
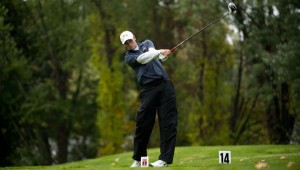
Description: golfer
xmin=120 ymin=31 xmax=178 ymax=168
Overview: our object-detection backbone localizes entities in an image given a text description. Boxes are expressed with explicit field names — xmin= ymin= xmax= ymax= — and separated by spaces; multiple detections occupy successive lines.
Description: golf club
xmin=170 ymin=2 xmax=237 ymax=52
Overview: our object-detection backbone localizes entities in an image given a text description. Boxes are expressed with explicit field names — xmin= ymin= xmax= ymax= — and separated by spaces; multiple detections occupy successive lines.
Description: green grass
xmin=1 ymin=145 xmax=300 ymax=170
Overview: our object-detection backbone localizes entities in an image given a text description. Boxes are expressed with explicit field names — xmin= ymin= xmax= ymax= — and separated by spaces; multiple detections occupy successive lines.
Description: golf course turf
xmin=1 ymin=145 xmax=299 ymax=170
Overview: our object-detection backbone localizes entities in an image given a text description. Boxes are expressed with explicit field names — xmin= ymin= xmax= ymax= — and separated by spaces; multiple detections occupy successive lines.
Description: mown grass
xmin=1 ymin=145 xmax=299 ymax=170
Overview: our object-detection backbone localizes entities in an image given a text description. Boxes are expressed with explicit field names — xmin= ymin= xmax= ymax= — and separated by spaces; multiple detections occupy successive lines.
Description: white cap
xmin=120 ymin=31 xmax=134 ymax=44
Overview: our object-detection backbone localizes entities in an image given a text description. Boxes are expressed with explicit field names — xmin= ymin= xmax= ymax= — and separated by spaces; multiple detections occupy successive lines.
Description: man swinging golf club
xmin=119 ymin=3 xmax=237 ymax=168
xmin=120 ymin=31 xmax=178 ymax=168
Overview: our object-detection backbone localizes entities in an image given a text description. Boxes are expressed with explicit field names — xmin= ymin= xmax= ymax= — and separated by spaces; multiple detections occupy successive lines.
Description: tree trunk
xmin=279 ymin=83 xmax=295 ymax=143
xmin=197 ymin=31 xmax=207 ymax=103
xmin=36 ymin=128 xmax=52 ymax=165
xmin=92 ymin=0 xmax=115 ymax=69
xmin=230 ymin=51 xmax=243 ymax=143
xmin=267 ymin=73 xmax=295 ymax=143
xmin=57 ymin=125 xmax=69 ymax=163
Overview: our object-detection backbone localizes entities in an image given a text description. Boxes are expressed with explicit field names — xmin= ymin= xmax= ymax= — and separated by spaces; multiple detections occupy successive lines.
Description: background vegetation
xmin=1 ymin=0 xmax=299 ymax=166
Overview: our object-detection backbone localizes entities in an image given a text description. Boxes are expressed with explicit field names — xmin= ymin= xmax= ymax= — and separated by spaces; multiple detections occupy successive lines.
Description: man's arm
xmin=136 ymin=48 xmax=161 ymax=64
xmin=137 ymin=48 xmax=170 ymax=64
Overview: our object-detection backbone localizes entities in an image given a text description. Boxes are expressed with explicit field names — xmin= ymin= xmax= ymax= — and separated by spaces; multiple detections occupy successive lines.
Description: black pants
xmin=132 ymin=80 xmax=178 ymax=164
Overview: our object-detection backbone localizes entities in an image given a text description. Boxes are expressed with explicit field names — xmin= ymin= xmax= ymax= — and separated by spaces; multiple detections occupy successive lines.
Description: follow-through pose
xmin=120 ymin=31 xmax=178 ymax=168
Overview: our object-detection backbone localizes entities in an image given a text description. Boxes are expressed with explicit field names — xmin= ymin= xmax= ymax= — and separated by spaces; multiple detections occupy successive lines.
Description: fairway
xmin=1 ymin=145 xmax=299 ymax=170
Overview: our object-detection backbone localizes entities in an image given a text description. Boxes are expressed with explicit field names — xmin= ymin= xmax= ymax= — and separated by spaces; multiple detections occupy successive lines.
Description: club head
xmin=228 ymin=2 xmax=237 ymax=14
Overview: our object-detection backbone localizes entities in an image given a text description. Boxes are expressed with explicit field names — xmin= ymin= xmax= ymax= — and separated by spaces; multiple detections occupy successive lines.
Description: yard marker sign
xmin=219 ymin=151 xmax=231 ymax=164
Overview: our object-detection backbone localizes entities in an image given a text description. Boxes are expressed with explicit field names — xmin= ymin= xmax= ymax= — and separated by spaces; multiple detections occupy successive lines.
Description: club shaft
xmin=170 ymin=12 xmax=229 ymax=52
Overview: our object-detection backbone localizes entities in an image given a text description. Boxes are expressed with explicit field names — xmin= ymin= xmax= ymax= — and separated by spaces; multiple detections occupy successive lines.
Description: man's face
xmin=125 ymin=38 xmax=137 ymax=50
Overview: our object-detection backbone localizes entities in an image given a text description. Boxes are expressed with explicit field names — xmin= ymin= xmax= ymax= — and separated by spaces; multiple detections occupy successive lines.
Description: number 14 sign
xmin=219 ymin=151 xmax=231 ymax=164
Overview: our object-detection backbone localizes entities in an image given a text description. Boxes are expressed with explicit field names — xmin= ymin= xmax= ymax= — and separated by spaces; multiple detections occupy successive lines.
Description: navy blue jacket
xmin=125 ymin=40 xmax=169 ymax=86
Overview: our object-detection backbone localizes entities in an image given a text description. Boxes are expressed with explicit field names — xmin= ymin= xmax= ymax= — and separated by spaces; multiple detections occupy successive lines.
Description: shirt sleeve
xmin=159 ymin=54 xmax=168 ymax=62
xmin=136 ymin=48 xmax=162 ymax=64
xmin=125 ymin=52 xmax=141 ymax=68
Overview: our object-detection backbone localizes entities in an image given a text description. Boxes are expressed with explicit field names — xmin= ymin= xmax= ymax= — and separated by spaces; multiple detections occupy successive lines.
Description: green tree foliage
xmin=0 ymin=5 xmax=32 ymax=165
xmin=89 ymin=0 xmax=136 ymax=156
xmin=1 ymin=0 xmax=98 ymax=165
xmin=160 ymin=0 xmax=233 ymax=145
xmin=228 ymin=0 xmax=299 ymax=144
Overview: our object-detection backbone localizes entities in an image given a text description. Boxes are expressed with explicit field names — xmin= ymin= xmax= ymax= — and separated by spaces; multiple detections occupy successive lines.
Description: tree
xmin=90 ymin=0 xmax=135 ymax=156
xmin=161 ymin=0 xmax=235 ymax=145
xmin=0 ymin=4 xmax=32 ymax=165
xmin=0 ymin=0 xmax=98 ymax=165
xmin=229 ymin=0 xmax=299 ymax=144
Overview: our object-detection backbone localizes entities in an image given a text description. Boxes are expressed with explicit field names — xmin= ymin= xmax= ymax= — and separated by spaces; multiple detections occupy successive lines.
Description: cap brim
xmin=121 ymin=36 xmax=133 ymax=44
xmin=122 ymin=39 xmax=128 ymax=44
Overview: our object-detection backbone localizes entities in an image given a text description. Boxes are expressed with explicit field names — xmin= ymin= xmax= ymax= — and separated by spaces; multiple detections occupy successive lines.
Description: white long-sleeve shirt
xmin=136 ymin=47 xmax=168 ymax=64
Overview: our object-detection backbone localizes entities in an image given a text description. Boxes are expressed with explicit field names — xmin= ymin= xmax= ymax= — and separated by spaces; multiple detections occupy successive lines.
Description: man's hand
xmin=159 ymin=49 xmax=170 ymax=62
xmin=160 ymin=49 xmax=171 ymax=56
